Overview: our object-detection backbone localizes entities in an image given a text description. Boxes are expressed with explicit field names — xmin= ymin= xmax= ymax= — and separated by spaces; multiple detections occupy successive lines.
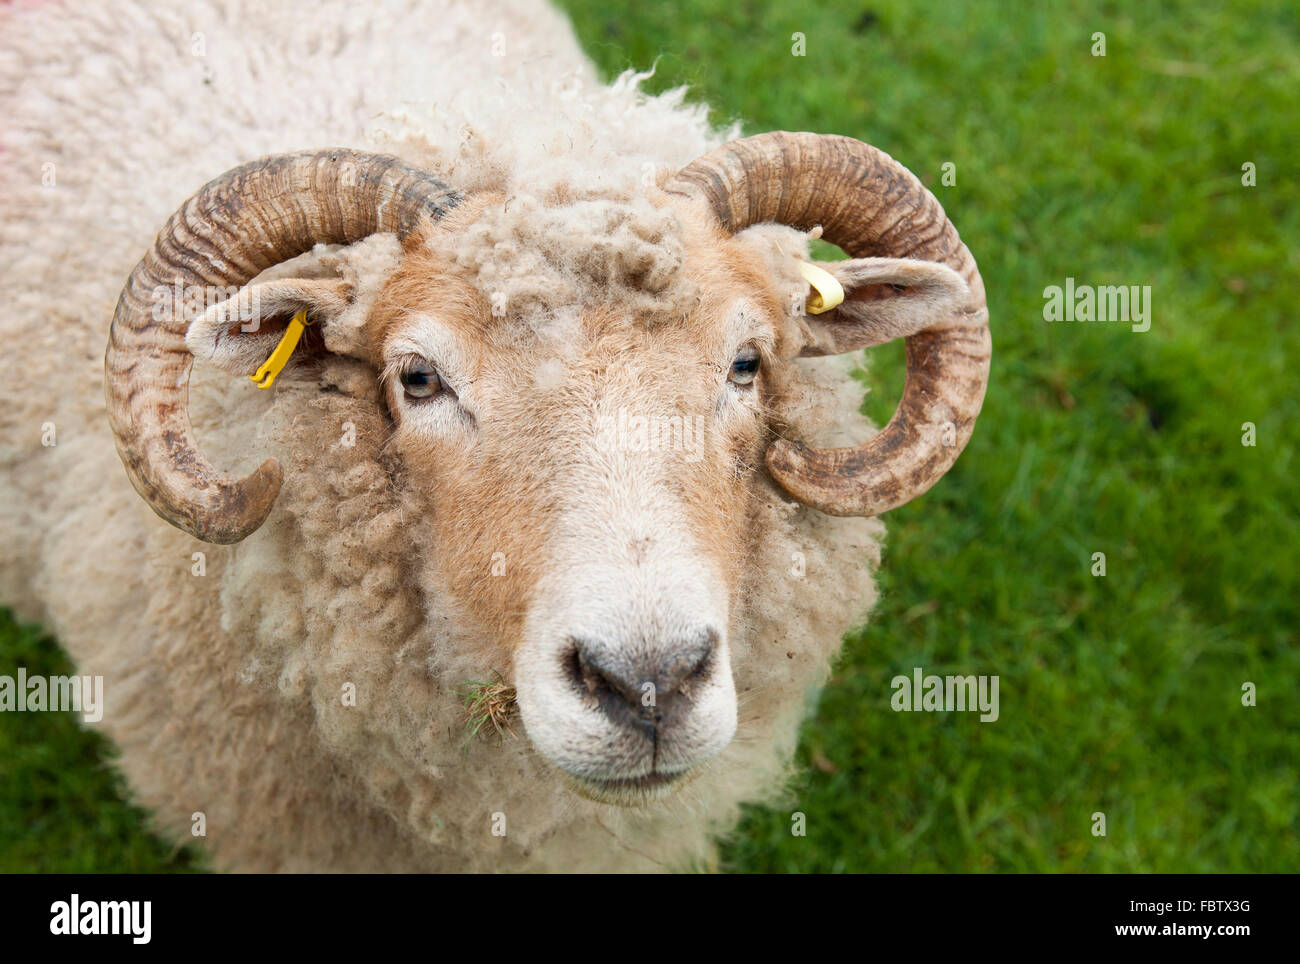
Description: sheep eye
xmin=728 ymin=345 xmax=761 ymax=386
xmin=400 ymin=362 xmax=443 ymax=400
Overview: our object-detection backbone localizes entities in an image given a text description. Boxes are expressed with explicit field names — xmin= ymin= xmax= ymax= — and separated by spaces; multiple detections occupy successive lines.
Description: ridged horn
xmin=666 ymin=131 xmax=989 ymax=516
xmin=105 ymin=150 xmax=462 ymax=543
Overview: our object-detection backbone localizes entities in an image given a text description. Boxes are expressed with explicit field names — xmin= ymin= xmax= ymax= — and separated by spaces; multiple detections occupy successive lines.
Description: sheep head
xmin=105 ymin=133 xmax=989 ymax=805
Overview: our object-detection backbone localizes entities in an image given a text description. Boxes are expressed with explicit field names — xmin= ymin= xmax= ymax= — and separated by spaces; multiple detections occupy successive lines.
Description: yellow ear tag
xmin=798 ymin=261 xmax=845 ymax=315
xmin=249 ymin=311 xmax=313 ymax=390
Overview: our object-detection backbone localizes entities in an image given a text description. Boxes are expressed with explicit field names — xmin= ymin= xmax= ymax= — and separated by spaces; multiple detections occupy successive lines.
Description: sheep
xmin=0 ymin=0 xmax=989 ymax=872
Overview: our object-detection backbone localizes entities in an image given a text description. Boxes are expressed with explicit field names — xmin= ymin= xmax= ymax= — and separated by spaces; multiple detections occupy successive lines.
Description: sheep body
xmin=0 ymin=0 xmax=881 ymax=871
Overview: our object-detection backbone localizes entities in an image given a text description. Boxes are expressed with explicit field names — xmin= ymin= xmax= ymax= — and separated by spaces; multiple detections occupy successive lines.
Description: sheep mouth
xmin=566 ymin=768 xmax=691 ymax=806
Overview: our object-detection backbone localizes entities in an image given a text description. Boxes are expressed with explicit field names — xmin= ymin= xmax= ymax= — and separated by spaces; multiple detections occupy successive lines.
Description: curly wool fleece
xmin=0 ymin=0 xmax=883 ymax=871
xmin=454 ymin=195 xmax=696 ymax=324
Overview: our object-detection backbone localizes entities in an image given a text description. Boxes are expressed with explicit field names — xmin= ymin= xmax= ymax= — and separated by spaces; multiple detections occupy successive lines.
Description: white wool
xmin=453 ymin=194 xmax=696 ymax=325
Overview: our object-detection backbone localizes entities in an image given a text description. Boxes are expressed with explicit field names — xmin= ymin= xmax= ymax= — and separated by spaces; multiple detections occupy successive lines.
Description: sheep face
xmin=180 ymin=182 xmax=973 ymax=807
xmin=100 ymin=136 xmax=985 ymax=859
xmin=156 ymin=138 xmax=982 ymax=820
xmin=360 ymin=195 xmax=804 ymax=803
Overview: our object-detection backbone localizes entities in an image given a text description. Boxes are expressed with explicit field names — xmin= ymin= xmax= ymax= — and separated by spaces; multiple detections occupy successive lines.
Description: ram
xmin=0 ymin=0 xmax=989 ymax=871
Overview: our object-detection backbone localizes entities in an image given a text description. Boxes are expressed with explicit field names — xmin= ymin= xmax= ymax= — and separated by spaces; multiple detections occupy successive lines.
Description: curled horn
xmin=666 ymin=131 xmax=990 ymax=516
xmin=105 ymin=150 xmax=461 ymax=543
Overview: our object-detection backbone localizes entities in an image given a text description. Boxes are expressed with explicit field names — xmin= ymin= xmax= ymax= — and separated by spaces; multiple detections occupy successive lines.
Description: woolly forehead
xmin=374 ymin=194 xmax=806 ymax=367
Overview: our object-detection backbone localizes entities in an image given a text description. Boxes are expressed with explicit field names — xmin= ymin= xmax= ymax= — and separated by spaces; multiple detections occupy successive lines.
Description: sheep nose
xmin=569 ymin=629 xmax=717 ymax=734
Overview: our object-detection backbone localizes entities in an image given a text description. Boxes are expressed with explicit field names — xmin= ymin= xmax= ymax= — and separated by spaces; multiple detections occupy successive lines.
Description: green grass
xmin=0 ymin=613 xmax=203 ymax=872
xmin=3 ymin=0 xmax=1297 ymax=872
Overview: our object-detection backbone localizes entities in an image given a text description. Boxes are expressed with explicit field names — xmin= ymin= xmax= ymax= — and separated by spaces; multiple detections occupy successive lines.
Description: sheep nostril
xmin=562 ymin=644 xmax=628 ymax=711
xmin=575 ymin=645 xmax=640 ymax=706
xmin=564 ymin=647 xmax=591 ymax=695
xmin=658 ymin=629 xmax=716 ymax=697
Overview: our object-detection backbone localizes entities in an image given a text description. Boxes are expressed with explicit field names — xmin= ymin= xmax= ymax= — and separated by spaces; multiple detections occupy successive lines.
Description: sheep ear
xmin=798 ymin=257 xmax=970 ymax=357
xmin=185 ymin=278 xmax=360 ymax=379
xmin=186 ymin=234 xmax=403 ymax=380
